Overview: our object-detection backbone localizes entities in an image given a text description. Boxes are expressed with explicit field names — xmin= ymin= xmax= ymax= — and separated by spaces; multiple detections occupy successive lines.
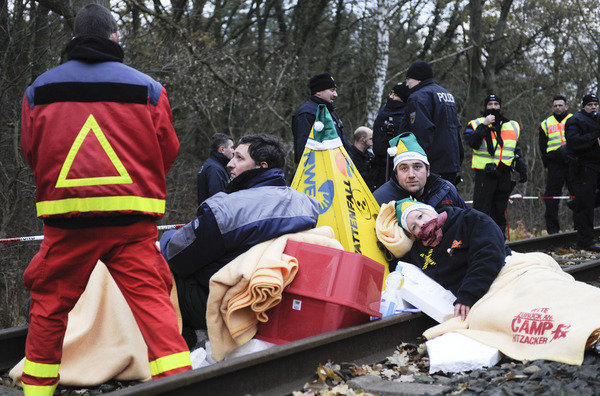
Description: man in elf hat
xmin=396 ymin=198 xmax=509 ymax=320
xmin=463 ymin=94 xmax=527 ymax=236
xmin=402 ymin=61 xmax=464 ymax=185
xmin=372 ymin=81 xmax=411 ymax=189
xmin=291 ymin=72 xmax=351 ymax=164
xmin=565 ymin=93 xmax=600 ymax=252
xmin=373 ymin=132 xmax=467 ymax=211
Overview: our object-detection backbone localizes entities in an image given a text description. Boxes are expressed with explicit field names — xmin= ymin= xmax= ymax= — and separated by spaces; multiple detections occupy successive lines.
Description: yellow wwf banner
xmin=291 ymin=106 xmax=388 ymax=282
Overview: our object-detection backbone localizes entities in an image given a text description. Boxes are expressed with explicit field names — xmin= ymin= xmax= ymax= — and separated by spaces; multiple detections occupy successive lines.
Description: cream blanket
xmin=375 ymin=201 xmax=413 ymax=258
xmin=424 ymin=251 xmax=600 ymax=365
xmin=10 ymin=261 xmax=152 ymax=386
xmin=206 ymin=226 xmax=343 ymax=362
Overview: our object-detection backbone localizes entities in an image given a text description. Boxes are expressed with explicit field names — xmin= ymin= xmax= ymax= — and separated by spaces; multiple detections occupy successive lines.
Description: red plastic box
xmin=256 ymin=240 xmax=384 ymax=344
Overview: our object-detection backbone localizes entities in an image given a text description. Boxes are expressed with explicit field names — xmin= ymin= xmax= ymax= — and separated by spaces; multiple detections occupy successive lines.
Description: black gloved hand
xmin=484 ymin=163 xmax=498 ymax=177
xmin=541 ymin=153 xmax=548 ymax=169
xmin=514 ymin=156 xmax=527 ymax=183
xmin=453 ymin=174 xmax=463 ymax=186
xmin=518 ymin=171 xmax=527 ymax=183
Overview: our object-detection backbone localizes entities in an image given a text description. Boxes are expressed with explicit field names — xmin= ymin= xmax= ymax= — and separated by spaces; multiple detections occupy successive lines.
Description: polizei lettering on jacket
xmin=436 ymin=92 xmax=455 ymax=103
xmin=343 ymin=179 xmax=361 ymax=254
xmin=510 ymin=307 xmax=571 ymax=345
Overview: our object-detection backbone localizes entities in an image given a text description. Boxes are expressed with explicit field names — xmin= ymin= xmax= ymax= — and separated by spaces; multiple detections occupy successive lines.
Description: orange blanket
xmin=206 ymin=226 xmax=344 ymax=361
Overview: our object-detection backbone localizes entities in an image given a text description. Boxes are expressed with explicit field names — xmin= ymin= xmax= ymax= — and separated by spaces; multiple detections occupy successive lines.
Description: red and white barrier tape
xmin=0 ymin=223 xmax=185 ymax=244
xmin=465 ymin=195 xmax=574 ymax=205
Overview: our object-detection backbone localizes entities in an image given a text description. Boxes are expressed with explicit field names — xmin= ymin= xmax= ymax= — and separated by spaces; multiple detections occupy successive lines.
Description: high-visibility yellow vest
xmin=540 ymin=113 xmax=572 ymax=153
xmin=470 ymin=117 xmax=520 ymax=170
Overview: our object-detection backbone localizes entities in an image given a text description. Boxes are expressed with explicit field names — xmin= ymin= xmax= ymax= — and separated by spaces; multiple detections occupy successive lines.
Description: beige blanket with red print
xmin=424 ymin=251 xmax=600 ymax=365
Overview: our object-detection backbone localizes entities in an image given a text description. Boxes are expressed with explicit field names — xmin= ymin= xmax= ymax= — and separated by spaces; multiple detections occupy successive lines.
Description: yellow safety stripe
xmin=23 ymin=359 xmax=60 ymax=378
xmin=543 ymin=114 xmax=572 ymax=153
xmin=22 ymin=383 xmax=58 ymax=396
xmin=36 ymin=196 xmax=165 ymax=217
xmin=149 ymin=351 xmax=191 ymax=376
xmin=56 ymin=114 xmax=132 ymax=188
xmin=471 ymin=120 xmax=518 ymax=169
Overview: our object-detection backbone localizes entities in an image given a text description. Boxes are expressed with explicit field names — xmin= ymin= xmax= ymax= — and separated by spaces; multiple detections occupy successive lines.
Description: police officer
xmin=538 ymin=95 xmax=573 ymax=234
xmin=402 ymin=61 xmax=463 ymax=185
xmin=292 ymin=72 xmax=351 ymax=164
xmin=565 ymin=94 xmax=600 ymax=252
xmin=464 ymin=94 xmax=527 ymax=236
xmin=372 ymin=82 xmax=410 ymax=189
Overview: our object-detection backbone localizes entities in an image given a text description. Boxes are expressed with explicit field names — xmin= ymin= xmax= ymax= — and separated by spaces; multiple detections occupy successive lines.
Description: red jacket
xmin=21 ymin=36 xmax=179 ymax=220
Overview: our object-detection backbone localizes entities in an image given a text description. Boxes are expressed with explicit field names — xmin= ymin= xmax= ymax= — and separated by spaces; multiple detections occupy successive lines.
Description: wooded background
xmin=1 ymin=0 xmax=599 ymax=327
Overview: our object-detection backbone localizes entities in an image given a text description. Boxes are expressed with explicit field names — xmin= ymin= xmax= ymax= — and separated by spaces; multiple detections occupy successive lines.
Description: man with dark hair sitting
xmin=197 ymin=133 xmax=234 ymax=206
xmin=161 ymin=134 xmax=319 ymax=343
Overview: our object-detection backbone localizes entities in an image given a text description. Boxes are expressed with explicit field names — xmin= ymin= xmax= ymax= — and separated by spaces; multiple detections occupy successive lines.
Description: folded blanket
xmin=206 ymin=226 xmax=344 ymax=362
xmin=10 ymin=261 xmax=152 ymax=386
xmin=375 ymin=201 xmax=413 ymax=258
xmin=424 ymin=251 xmax=600 ymax=365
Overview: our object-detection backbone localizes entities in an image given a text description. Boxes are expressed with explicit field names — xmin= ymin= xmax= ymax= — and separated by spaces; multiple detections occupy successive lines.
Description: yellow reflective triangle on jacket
xmin=55 ymin=114 xmax=133 ymax=188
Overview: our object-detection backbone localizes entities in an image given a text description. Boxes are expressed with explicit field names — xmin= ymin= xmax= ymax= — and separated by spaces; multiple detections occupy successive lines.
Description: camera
xmin=383 ymin=117 xmax=398 ymax=139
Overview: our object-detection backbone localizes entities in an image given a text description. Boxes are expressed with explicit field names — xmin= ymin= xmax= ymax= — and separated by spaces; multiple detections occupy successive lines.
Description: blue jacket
xmin=291 ymin=96 xmax=351 ymax=163
xmin=373 ymin=173 xmax=467 ymax=210
xmin=373 ymin=98 xmax=406 ymax=159
xmin=565 ymin=110 xmax=600 ymax=170
xmin=372 ymin=99 xmax=406 ymax=188
xmin=164 ymin=168 xmax=320 ymax=288
xmin=402 ymin=79 xmax=463 ymax=174
xmin=196 ymin=151 xmax=230 ymax=206
xmin=408 ymin=207 xmax=510 ymax=307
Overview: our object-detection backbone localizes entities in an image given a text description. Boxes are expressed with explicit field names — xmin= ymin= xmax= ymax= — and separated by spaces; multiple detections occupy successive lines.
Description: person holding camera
xmin=372 ymin=82 xmax=410 ymax=189
xmin=565 ymin=94 xmax=600 ymax=252
xmin=464 ymin=94 xmax=527 ymax=237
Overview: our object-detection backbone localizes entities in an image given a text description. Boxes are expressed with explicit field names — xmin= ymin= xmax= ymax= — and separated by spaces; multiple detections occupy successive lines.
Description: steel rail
xmin=1 ymin=230 xmax=600 ymax=394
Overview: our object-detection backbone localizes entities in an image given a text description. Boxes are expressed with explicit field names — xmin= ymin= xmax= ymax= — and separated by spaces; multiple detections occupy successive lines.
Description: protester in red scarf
xmin=395 ymin=198 xmax=509 ymax=320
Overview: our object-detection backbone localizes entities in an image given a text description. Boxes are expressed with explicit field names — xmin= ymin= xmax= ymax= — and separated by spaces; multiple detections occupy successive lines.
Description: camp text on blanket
xmin=511 ymin=307 xmax=571 ymax=345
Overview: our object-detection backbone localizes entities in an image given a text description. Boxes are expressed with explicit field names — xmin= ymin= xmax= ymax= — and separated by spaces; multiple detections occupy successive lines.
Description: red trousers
xmin=22 ymin=220 xmax=191 ymax=393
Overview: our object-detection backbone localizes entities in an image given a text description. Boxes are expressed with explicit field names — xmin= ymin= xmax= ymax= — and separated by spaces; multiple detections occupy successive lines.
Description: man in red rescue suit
xmin=538 ymin=95 xmax=573 ymax=234
xmin=463 ymin=94 xmax=527 ymax=237
xmin=19 ymin=5 xmax=191 ymax=394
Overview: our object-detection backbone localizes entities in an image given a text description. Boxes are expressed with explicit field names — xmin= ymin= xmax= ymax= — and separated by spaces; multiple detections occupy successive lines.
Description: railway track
xmin=2 ymin=228 xmax=600 ymax=395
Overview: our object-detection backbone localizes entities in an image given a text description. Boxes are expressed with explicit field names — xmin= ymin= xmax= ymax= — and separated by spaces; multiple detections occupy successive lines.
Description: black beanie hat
xmin=406 ymin=61 xmax=433 ymax=81
xmin=484 ymin=94 xmax=502 ymax=107
xmin=391 ymin=81 xmax=410 ymax=102
xmin=582 ymin=94 xmax=599 ymax=107
xmin=309 ymin=72 xmax=336 ymax=95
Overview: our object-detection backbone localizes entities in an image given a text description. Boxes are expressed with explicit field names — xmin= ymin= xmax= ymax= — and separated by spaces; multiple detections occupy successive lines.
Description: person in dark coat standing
xmin=538 ymin=95 xmax=573 ymax=234
xmin=374 ymin=132 xmax=466 ymax=210
xmin=292 ymin=72 xmax=351 ymax=163
xmin=402 ymin=61 xmax=463 ymax=185
xmin=396 ymin=199 xmax=510 ymax=320
xmin=197 ymin=133 xmax=234 ymax=206
xmin=372 ymin=82 xmax=410 ymax=189
xmin=565 ymin=94 xmax=600 ymax=252
xmin=464 ymin=94 xmax=527 ymax=237
xmin=348 ymin=126 xmax=376 ymax=191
